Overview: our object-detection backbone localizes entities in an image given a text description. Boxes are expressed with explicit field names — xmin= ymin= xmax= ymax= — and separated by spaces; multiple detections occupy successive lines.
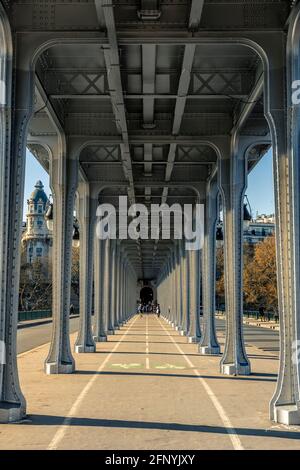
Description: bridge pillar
xmin=108 ymin=239 xmax=117 ymax=334
xmin=164 ymin=257 xmax=170 ymax=322
xmin=103 ymin=238 xmax=113 ymax=334
xmin=219 ymin=136 xmax=250 ymax=376
xmin=120 ymin=257 xmax=126 ymax=324
xmin=200 ymin=178 xmax=220 ymax=355
xmin=187 ymin=248 xmax=201 ymax=344
xmin=74 ymin=184 xmax=96 ymax=353
xmin=0 ymin=25 xmax=34 ymax=420
xmin=45 ymin=150 xmax=79 ymax=374
xmin=119 ymin=256 xmax=125 ymax=325
xmin=171 ymin=249 xmax=177 ymax=328
xmin=181 ymin=246 xmax=190 ymax=336
xmin=114 ymin=242 xmax=121 ymax=329
xmin=175 ymin=241 xmax=183 ymax=331
xmin=269 ymin=6 xmax=300 ymax=424
xmin=93 ymin=238 xmax=107 ymax=342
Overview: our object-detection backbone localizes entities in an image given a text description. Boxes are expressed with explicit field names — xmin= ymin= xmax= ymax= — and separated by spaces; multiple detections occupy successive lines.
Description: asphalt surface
xmin=17 ymin=317 xmax=80 ymax=354
xmin=215 ymin=318 xmax=279 ymax=358
xmin=17 ymin=315 xmax=280 ymax=360
xmin=7 ymin=315 xmax=299 ymax=450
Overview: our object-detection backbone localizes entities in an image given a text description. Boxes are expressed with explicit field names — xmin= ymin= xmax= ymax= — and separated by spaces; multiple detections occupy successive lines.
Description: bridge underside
xmin=0 ymin=0 xmax=300 ymax=430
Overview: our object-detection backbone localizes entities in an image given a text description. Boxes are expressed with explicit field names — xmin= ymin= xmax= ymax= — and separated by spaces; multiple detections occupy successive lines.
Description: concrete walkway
xmin=1 ymin=315 xmax=300 ymax=450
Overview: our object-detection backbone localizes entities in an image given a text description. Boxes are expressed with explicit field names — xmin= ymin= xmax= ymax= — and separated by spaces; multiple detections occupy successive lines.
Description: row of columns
xmin=158 ymin=240 xmax=201 ymax=345
xmin=157 ymin=135 xmax=252 ymax=376
xmin=2 ymin=1 xmax=300 ymax=427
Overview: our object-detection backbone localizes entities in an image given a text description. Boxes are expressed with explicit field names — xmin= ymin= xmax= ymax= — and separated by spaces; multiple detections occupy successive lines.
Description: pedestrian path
xmin=0 ymin=315 xmax=299 ymax=450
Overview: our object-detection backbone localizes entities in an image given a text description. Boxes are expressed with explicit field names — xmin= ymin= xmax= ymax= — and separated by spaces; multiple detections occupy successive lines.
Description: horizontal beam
xmin=80 ymin=160 xmax=216 ymax=165
xmin=50 ymin=93 xmax=246 ymax=100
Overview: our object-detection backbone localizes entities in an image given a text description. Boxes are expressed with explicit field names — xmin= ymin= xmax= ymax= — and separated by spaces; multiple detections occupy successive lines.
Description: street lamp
xmin=72 ymin=225 xmax=80 ymax=248
xmin=243 ymin=196 xmax=252 ymax=232
xmin=46 ymin=203 xmax=80 ymax=247
xmin=216 ymin=223 xmax=223 ymax=249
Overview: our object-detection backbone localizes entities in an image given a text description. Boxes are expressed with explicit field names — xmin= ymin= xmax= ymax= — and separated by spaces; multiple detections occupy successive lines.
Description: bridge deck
xmin=1 ymin=316 xmax=299 ymax=450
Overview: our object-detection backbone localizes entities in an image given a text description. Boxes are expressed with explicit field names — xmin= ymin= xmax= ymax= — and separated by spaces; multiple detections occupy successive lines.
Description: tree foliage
xmin=243 ymin=236 xmax=278 ymax=312
xmin=215 ymin=236 xmax=278 ymax=313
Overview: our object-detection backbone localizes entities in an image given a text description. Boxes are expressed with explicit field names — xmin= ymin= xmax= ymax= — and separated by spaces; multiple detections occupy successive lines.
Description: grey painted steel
xmin=0 ymin=6 xmax=33 ymax=421
xmin=45 ymin=152 xmax=78 ymax=375
xmin=219 ymin=136 xmax=250 ymax=376
xmin=74 ymin=184 xmax=96 ymax=353
xmin=0 ymin=0 xmax=299 ymax=426
xmin=187 ymin=248 xmax=202 ymax=344
xmin=93 ymin=238 xmax=107 ymax=342
xmin=200 ymin=178 xmax=220 ymax=355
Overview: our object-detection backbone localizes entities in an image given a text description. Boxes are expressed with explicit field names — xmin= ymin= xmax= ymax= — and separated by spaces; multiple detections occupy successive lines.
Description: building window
xmin=36 ymin=248 xmax=43 ymax=257
xmin=38 ymin=204 xmax=43 ymax=214
xmin=37 ymin=219 xmax=43 ymax=227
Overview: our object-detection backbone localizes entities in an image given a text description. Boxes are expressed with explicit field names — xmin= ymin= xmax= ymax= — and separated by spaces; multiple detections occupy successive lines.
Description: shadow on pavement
xmin=73 ymin=370 xmax=277 ymax=382
xmin=20 ymin=415 xmax=300 ymax=440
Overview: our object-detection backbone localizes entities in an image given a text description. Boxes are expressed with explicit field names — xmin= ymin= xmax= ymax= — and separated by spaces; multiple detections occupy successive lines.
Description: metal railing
xmin=18 ymin=308 xmax=79 ymax=322
xmin=215 ymin=308 xmax=279 ymax=323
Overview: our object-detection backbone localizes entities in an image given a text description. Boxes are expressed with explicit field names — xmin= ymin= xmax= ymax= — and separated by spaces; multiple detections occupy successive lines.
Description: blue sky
xmin=23 ymin=150 xmax=51 ymax=219
xmin=23 ymin=148 xmax=275 ymax=220
xmin=246 ymin=149 xmax=274 ymax=217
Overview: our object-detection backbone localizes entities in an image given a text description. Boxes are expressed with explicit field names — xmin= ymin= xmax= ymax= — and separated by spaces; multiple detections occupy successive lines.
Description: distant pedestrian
xmin=70 ymin=304 xmax=75 ymax=316
xmin=156 ymin=304 xmax=161 ymax=318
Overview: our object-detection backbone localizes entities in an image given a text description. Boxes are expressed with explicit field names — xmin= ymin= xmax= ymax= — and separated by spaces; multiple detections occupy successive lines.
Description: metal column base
xmin=75 ymin=344 xmax=96 ymax=353
xmin=107 ymin=329 xmax=115 ymax=335
xmin=0 ymin=402 xmax=26 ymax=423
xmin=188 ymin=336 xmax=201 ymax=344
xmin=93 ymin=335 xmax=107 ymax=343
xmin=180 ymin=330 xmax=187 ymax=336
xmin=175 ymin=326 xmax=182 ymax=332
xmin=45 ymin=362 xmax=75 ymax=375
xmin=274 ymin=405 xmax=300 ymax=425
xmin=221 ymin=363 xmax=251 ymax=376
xmin=199 ymin=345 xmax=221 ymax=355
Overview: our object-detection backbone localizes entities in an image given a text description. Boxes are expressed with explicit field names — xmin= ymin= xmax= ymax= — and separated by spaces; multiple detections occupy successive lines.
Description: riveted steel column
xmin=108 ymin=239 xmax=117 ymax=334
xmin=93 ymin=237 xmax=107 ymax=342
xmin=45 ymin=140 xmax=79 ymax=375
xmin=0 ymin=22 xmax=34 ymax=420
xmin=171 ymin=249 xmax=177 ymax=327
xmin=269 ymin=6 xmax=300 ymax=424
xmin=187 ymin=248 xmax=201 ymax=343
xmin=181 ymin=241 xmax=190 ymax=336
xmin=219 ymin=136 xmax=250 ymax=376
xmin=114 ymin=241 xmax=121 ymax=329
xmin=75 ymin=184 xmax=96 ymax=353
xmin=176 ymin=241 xmax=183 ymax=332
xmin=200 ymin=178 xmax=220 ymax=355
xmin=103 ymin=238 xmax=114 ymax=334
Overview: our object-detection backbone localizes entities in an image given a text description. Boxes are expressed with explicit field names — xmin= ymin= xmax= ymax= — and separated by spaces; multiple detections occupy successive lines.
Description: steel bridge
xmin=0 ymin=0 xmax=300 ymax=432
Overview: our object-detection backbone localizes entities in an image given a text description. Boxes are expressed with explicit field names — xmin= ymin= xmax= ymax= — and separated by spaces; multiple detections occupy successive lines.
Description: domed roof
xmin=29 ymin=180 xmax=48 ymax=204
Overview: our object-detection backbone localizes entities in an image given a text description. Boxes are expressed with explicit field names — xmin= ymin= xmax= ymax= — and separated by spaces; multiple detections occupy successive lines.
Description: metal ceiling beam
xmin=95 ymin=0 xmax=135 ymax=203
xmin=80 ymin=161 xmax=215 ymax=165
xmin=162 ymin=0 xmax=204 ymax=205
xmin=231 ymin=72 xmax=264 ymax=135
xmin=189 ymin=0 xmax=205 ymax=30
xmin=50 ymin=93 xmax=246 ymax=100
xmin=75 ymin=135 xmax=223 ymax=145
